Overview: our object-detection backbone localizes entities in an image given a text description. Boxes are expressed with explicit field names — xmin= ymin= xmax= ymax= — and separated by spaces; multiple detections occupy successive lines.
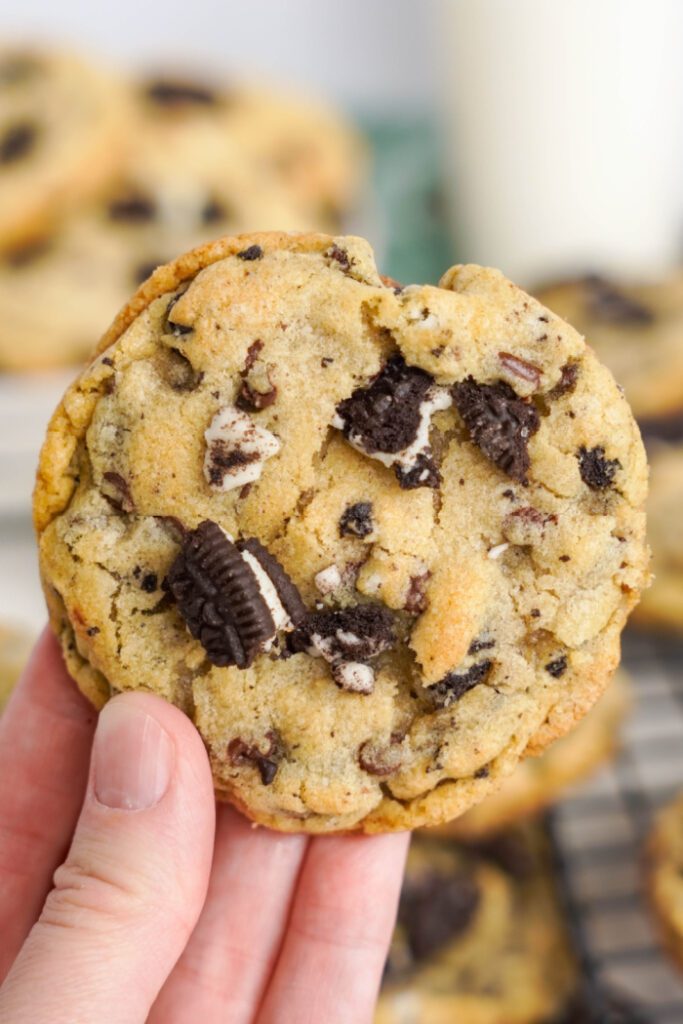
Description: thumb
xmin=0 ymin=692 xmax=216 ymax=1024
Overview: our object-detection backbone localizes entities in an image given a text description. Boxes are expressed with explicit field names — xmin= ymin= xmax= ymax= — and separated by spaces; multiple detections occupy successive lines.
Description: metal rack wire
xmin=549 ymin=629 xmax=683 ymax=1023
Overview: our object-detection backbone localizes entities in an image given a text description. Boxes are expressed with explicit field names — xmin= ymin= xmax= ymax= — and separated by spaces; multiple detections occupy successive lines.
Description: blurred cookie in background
xmin=377 ymin=826 xmax=577 ymax=1024
xmin=0 ymin=47 xmax=131 ymax=250
xmin=0 ymin=623 xmax=33 ymax=712
xmin=632 ymin=443 xmax=683 ymax=631
xmin=427 ymin=672 xmax=630 ymax=841
xmin=536 ymin=273 xmax=683 ymax=432
xmin=647 ymin=792 xmax=683 ymax=971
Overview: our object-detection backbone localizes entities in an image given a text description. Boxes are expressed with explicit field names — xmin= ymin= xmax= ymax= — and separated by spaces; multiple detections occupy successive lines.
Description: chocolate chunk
xmin=398 ymin=868 xmax=480 ymax=962
xmin=549 ymin=362 xmax=579 ymax=399
xmin=0 ymin=122 xmax=37 ymax=164
xmin=468 ymin=637 xmax=495 ymax=655
xmin=144 ymin=78 xmax=218 ymax=106
xmin=236 ymin=347 xmax=277 ymax=411
xmin=358 ymin=736 xmax=403 ymax=776
xmin=427 ymin=660 xmax=493 ymax=709
xmin=404 ymin=572 xmax=431 ymax=614
xmin=164 ymin=294 xmax=193 ymax=336
xmin=102 ymin=471 xmax=135 ymax=513
xmin=289 ymin=603 xmax=395 ymax=664
xmin=132 ymin=260 xmax=161 ymax=285
xmin=237 ymin=244 xmax=263 ymax=261
xmin=228 ymin=731 xmax=282 ymax=785
xmin=140 ymin=573 xmax=158 ymax=593
xmin=166 ymin=520 xmax=276 ymax=668
xmin=339 ymin=501 xmax=374 ymax=538
xmin=237 ymin=378 xmax=277 ymax=411
xmin=577 ymin=446 xmax=621 ymax=490
xmin=395 ymin=453 xmax=441 ymax=490
xmin=107 ymin=192 xmax=156 ymax=222
xmin=583 ymin=274 xmax=654 ymax=326
xmin=498 ymin=351 xmax=541 ymax=387
xmin=325 ymin=243 xmax=352 ymax=272
xmin=336 ymin=356 xmax=433 ymax=455
xmin=201 ymin=197 xmax=228 ymax=224
xmin=453 ymin=377 xmax=540 ymax=483
xmin=545 ymin=655 xmax=568 ymax=678
xmin=238 ymin=537 xmax=307 ymax=626
xmin=160 ymin=348 xmax=204 ymax=391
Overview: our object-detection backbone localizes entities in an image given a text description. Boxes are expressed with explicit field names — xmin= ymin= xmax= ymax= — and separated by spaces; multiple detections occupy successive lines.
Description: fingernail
xmin=93 ymin=699 xmax=174 ymax=810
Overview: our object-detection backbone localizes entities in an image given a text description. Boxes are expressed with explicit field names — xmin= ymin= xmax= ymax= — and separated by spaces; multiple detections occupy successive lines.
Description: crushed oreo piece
xmin=144 ymin=78 xmax=218 ymax=106
xmin=167 ymin=520 xmax=302 ymax=668
xmin=545 ymin=655 xmax=568 ymax=678
xmin=453 ymin=377 xmax=540 ymax=483
xmin=583 ymin=274 xmax=654 ymax=326
xmin=404 ymin=572 xmax=431 ymax=614
xmin=427 ymin=660 xmax=493 ymax=709
xmin=398 ymin=868 xmax=480 ymax=962
xmin=237 ymin=244 xmax=263 ymax=261
xmin=549 ymin=362 xmax=579 ymax=399
xmin=498 ymin=351 xmax=541 ymax=387
xmin=0 ymin=121 xmax=37 ymax=164
xmin=107 ymin=192 xmax=156 ymax=222
xmin=228 ymin=731 xmax=282 ymax=785
xmin=204 ymin=406 xmax=280 ymax=491
xmin=237 ymin=348 xmax=277 ymax=412
xmin=289 ymin=603 xmax=395 ymax=693
xmin=102 ymin=471 xmax=135 ymax=513
xmin=577 ymin=446 xmax=621 ymax=490
xmin=358 ymin=736 xmax=404 ymax=776
xmin=339 ymin=501 xmax=374 ymax=538
xmin=468 ymin=637 xmax=495 ymax=655
xmin=334 ymin=356 xmax=451 ymax=489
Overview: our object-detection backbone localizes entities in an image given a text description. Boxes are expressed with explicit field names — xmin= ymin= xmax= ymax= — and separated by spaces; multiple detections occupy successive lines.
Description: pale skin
xmin=0 ymin=630 xmax=409 ymax=1023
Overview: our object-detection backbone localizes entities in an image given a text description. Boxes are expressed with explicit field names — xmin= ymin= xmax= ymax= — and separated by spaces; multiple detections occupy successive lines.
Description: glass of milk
xmin=437 ymin=0 xmax=683 ymax=285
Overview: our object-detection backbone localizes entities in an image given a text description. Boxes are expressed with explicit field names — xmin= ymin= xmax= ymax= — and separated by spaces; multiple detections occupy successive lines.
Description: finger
xmin=0 ymin=692 xmax=216 ymax=1024
xmin=150 ymin=805 xmax=308 ymax=1024
xmin=0 ymin=629 xmax=97 ymax=980
xmin=257 ymin=831 xmax=409 ymax=1024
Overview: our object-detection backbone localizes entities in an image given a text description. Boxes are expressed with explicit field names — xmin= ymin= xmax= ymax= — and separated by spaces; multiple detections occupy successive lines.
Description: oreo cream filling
xmin=204 ymin=406 xmax=280 ymax=491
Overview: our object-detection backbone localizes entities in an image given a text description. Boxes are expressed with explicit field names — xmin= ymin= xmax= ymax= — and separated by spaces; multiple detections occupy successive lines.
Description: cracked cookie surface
xmin=34 ymin=232 xmax=649 ymax=833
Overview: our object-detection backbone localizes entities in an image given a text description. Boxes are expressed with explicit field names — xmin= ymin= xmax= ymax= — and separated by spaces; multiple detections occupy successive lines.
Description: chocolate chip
xmin=404 ymin=572 xmax=431 ymax=614
xmin=398 ymin=868 xmax=480 ymax=962
xmin=132 ymin=260 xmax=161 ymax=285
xmin=545 ymin=655 xmax=568 ymax=677
xmin=167 ymin=520 xmax=281 ymax=668
xmin=144 ymin=78 xmax=218 ymax=106
xmin=577 ymin=445 xmax=621 ymax=490
xmin=228 ymin=731 xmax=282 ymax=785
xmin=160 ymin=348 xmax=204 ymax=391
xmin=321 ymin=356 xmax=334 ymax=368
xmin=452 ymin=377 xmax=539 ymax=483
xmin=107 ymin=192 xmax=156 ymax=222
xmin=102 ymin=472 xmax=135 ymax=513
xmin=289 ymin=603 xmax=396 ymax=664
xmin=335 ymin=356 xmax=433 ymax=456
xmin=237 ymin=538 xmax=307 ymax=626
xmin=358 ymin=737 xmax=403 ymax=776
xmin=427 ymin=660 xmax=492 ymax=709
xmin=140 ymin=573 xmax=158 ymax=593
xmin=339 ymin=501 xmax=374 ymax=538
xmin=549 ymin=361 xmax=579 ymax=399
xmin=394 ymin=453 xmax=441 ymax=490
xmin=583 ymin=274 xmax=654 ymax=326
xmin=237 ymin=244 xmax=263 ymax=261
xmin=164 ymin=295 xmax=193 ymax=336
xmin=498 ymin=351 xmax=541 ymax=387
xmin=325 ymin=243 xmax=352 ymax=272
xmin=0 ymin=122 xmax=37 ymax=164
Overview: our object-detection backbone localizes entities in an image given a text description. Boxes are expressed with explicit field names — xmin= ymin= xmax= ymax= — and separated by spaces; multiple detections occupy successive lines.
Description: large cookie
xmin=632 ymin=443 xmax=683 ymax=631
xmin=647 ymin=793 xmax=683 ymax=970
xmin=0 ymin=47 xmax=130 ymax=250
xmin=535 ymin=273 xmax=683 ymax=429
xmin=34 ymin=232 xmax=649 ymax=833
xmin=376 ymin=826 xmax=577 ymax=1023
xmin=429 ymin=671 xmax=630 ymax=840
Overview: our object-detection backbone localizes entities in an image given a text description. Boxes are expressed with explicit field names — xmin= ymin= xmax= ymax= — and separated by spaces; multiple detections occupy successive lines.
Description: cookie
xmin=0 ymin=623 xmax=32 ymax=712
xmin=429 ymin=671 xmax=630 ymax=840
xmin=535 ymin=273 xmax=683 ymax=428
xmin=647 ymin=792 xmax=683 ymax=969
xmin=0 ymin=47 xmax=130 ymax=250
xmin=376 ymin=825 xmax=577 ymax=1023
xmin=632 ymin=443 xmax=683 ymax=631
xmin=34 ymin=232 xmax=649 ymax=834
xmin=0 ymin=79 xmax=308 ymax=370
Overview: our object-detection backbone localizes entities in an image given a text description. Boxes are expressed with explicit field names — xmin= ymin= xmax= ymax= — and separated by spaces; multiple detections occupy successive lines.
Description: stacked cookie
xmin=0 ymin=46 xmax=364 ymax=370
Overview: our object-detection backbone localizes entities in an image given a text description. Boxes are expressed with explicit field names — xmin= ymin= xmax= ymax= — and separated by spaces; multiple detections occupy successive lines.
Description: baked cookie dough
xmin=0 ymin=623 xmax=33 ymax=712
xmin=535 ymin=273 xmax=683 ymax=428
xmin=632 ymin=443 xmax=683 ymax=631
xmin=376 ymin=826 xmax=577 ymax=1023
xmin=429 ymin=671 xmax=630 ymax=840
xmin=0 ymin=47 xmax=130 ymax=250
xmin=647 ymin=792 xmax=683 ymax=969
xmin=35 ymin=232 xmax=649 ymax=833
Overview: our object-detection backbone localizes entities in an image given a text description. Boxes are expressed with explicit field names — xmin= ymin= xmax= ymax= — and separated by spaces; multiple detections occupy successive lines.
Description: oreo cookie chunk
xmin=453 ymin=378 xmax=539 ymax=483
xmin=167 ymin=520 xmax=304 ymax=667
xmin=289 ymin=603 xmax=395 ymax=693
xmin=333 ymin=356 xmax=452 ymax=489
xmin=204 ymin=406 xmax=281 ymax=491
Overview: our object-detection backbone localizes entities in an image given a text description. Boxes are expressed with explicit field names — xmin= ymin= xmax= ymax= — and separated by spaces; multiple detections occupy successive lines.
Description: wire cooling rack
xmin=549 ymin=628 xmax=683 ymax=1023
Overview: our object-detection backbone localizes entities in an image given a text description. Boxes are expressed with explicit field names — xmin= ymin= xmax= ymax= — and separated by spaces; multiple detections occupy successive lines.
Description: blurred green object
xmin=359 ymin=115 xmax=454 ymax=286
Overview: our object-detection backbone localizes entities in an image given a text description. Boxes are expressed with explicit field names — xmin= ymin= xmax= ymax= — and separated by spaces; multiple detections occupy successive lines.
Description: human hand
xmin=0 ymin=630 xmax=408 ymax=1023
